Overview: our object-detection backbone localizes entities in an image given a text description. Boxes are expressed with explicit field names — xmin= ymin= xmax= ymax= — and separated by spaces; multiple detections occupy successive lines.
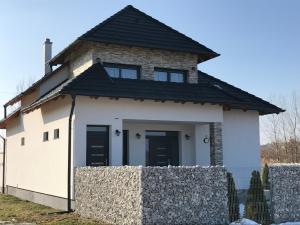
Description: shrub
xmin=262 ymin=164 xmax=270 ymax=190
xmin=227 ymin=172 xmax=240 ymax=222
xmin=245 ymin=171 xmax=271 ymax=225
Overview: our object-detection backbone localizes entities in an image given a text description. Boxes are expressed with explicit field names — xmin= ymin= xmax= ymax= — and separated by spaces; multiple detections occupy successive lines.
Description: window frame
xmin=154 ymin=67 xmax=187 ymax=83
xmin=103 ymin=62 xmax=141 ymax=80
xmin=43 ymin=131 xmax=49 ymax=142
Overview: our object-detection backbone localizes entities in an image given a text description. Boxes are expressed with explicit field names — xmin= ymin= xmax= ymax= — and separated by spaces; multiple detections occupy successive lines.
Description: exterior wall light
xmin=203 ymin=136 xmax=210 ymax=144
xmin=115 ymin=129 xmax=121 ymax=136
xmin=136 ymin=133 xmax=141 ymax=139
xmin=185 ymin=134 xmax=191 ymax=140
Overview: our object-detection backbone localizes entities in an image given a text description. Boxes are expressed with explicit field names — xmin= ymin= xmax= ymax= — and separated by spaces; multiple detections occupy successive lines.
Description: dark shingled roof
xmin=22 ymin=63 xmax=283 ymax=115
xmin=50 ymin=5 xmax=219 ymax=65
xmin=198 ymin=71 xmax=284 ymax=115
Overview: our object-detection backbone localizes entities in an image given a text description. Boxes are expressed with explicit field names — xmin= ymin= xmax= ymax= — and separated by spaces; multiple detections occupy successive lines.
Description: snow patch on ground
xmin=230 ymin=218 xmax=260 ymax=225
xmin=230 ymin=218 xmax=300 ymax=225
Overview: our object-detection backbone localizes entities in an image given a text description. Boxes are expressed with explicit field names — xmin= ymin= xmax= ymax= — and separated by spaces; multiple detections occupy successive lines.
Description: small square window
xmin=54 ymin=129 xmax=60 ymax=139
xmin=43 ymin=132 xmax=49 ymax=142
xmin=21 ymin=137 xmax=25 ymax=146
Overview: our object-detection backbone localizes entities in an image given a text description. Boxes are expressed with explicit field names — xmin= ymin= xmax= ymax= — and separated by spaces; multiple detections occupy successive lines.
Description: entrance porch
xmin=84 ymin=120 xmax=223 ymax=168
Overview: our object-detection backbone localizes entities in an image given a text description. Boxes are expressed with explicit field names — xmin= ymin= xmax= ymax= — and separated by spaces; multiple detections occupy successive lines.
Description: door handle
xmin=168 ymin=159 xmax=171 ymax=166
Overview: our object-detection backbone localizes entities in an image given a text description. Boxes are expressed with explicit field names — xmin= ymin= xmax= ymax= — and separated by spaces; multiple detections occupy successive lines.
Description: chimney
xmin=43 ymin=38 xmax=52 ymax=74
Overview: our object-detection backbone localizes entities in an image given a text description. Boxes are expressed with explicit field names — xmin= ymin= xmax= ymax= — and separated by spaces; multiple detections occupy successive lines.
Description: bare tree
xmin=6 ymin=76 xmax=36 ymax=115
xmin=261 ymin=92 xmax=300 ymax=164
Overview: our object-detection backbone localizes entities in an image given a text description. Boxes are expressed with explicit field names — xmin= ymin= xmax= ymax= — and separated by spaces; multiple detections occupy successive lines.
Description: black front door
xmin=146 ymin=131 xmax=179 ymax=166
xmin=123 ymin=130 xmax=129 ymax=165
xmin=86 ymin=125 xmax=109 ymax=166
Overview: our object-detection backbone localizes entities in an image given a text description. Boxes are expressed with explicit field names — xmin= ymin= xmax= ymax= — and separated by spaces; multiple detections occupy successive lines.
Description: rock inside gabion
xmin=75 ymin=166 xmax=229 ymax=225
xmin=269 ymin=164 xmax=300 ymax=224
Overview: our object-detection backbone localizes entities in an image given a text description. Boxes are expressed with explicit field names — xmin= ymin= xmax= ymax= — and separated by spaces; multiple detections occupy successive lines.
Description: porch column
xmin=195 ymin=124 xmax=210 ymax=166
xmin=209 ymin=122 xmax=223 ymax=166
xmin=110 ymin=119 xmax=123 ymax=166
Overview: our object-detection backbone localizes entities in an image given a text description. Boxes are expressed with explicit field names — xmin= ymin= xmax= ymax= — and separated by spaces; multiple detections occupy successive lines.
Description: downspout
xmin=4 ymin=106 xmax=7 ymax=119
xmin=0 ymin=135 xmax=6 ymax=194
xmin=67 ymin=94 xmax=76 ymax=212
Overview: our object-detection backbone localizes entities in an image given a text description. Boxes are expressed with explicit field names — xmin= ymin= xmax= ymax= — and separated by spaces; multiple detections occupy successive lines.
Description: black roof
xmin=198 ymin=71 xmax=284 ymax=115
xmin=50 ymin=5 xmax=219 ymax=65
xmin=23 ymin=63 xmax=283 ymax=115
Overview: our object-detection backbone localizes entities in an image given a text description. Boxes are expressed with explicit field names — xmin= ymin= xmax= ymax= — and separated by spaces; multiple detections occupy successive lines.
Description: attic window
xmin=103 ymin=63 xmax=139 ymax=79
xmin=154 ymin=68 xmax=187 ymax=83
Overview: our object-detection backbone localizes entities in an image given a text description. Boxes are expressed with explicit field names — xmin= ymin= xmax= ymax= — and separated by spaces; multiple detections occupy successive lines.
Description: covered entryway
xmin=146 ymin=131 xmax=179 ymax=166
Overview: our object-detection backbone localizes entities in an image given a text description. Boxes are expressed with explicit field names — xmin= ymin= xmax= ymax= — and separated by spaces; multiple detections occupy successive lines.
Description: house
xmin=0 ymin=5 xmax=283 ymax=211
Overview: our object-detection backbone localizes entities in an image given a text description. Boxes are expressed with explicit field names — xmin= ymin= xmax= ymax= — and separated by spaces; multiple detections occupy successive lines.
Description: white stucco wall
xmin=222 ymin=110 xmax=260 ymax=189
xmin=5 ymin=97 xmax=71 ymax=198
xmin=39 ymin=65 xmax=69 ymax=97
xmin=74 ymin=96 xmax=223 ymax=167
xmin=4 ymin=92 xmax=260 ymax=200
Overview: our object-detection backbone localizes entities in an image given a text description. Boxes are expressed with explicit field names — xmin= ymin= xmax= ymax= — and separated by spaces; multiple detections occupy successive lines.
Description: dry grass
xmin=0 ymin=194 xmax=107 ymax=225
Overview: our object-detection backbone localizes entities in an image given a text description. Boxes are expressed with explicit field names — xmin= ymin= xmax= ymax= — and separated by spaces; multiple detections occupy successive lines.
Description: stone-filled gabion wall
xmin=269 ymin=164 xmax=300 ymax=223
xmin=75 ymin=166 xmax=229 ymax=225
xmin=141 ymin=166 xmax=229 ymax=225
xmin=75 ymin=167 xmax=142 ymax=225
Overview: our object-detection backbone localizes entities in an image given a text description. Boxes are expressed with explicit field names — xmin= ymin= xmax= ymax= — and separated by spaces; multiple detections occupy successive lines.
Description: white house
xmin=0 ymin=5 xmax=283 ymax=210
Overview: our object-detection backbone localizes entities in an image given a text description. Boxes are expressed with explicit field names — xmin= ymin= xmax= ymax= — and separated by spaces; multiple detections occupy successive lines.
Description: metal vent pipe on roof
xmin=43 ymin=38 xmax=52 ymax=74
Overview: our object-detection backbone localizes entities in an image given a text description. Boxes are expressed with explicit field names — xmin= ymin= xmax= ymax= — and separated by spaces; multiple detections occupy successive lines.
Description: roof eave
xmin=49 ymin=39 xmax=82 ymax=66
xmin=0 ymin=108 xmax=21 ymax=129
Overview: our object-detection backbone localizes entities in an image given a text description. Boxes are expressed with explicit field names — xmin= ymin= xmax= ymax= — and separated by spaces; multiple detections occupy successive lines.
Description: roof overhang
xmin=0 ymin=109 xmax=21 ymax=129
xmin=4 ymin=64 xmax=68 ymax=107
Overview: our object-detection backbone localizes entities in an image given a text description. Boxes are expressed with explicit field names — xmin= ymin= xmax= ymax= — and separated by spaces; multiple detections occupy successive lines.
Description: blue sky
xmin=0 ymin=0 xmax=299 ymax=120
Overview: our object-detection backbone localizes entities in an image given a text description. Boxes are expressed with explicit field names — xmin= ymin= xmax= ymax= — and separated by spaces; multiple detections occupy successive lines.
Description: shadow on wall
xmin=41 ymin=96 xmax=71 ymax=125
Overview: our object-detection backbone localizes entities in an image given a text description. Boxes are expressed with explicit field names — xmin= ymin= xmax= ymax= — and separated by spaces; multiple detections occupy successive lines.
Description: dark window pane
xmin=87 ymin=126 xmax=108 ymax=132
xmin=154 ymin=71 xmax=167 ymax=81
xmin=43 ymin=132 xmax=49 ymax=142
xmin=121 ymin=68 xmax=137 ymax=79
xmin=54 ymin=129 xmax=60 ymax=139
xmin=21 ymin=137 xmax=25 ymax=146
xmin=170 ymin=72 xmax=184 ymax=83
xmin=104 ymin=67 xmax=119 ymax=78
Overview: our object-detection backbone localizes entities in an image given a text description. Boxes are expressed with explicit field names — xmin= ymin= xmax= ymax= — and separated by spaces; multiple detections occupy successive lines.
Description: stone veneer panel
xmin=75 ymin=166 xmax=229 ymax=225
xmin=210 ymin=122 xmax=223 ymax=166
xmin=69 ymin=43 xmax=199 ymax=83
xmin=269 ymin=164 xmax=300 ymax=223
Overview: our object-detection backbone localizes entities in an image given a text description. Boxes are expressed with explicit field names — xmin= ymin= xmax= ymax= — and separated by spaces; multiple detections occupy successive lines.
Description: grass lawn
xmin=0 ymin=194 xmax=107 ymax=225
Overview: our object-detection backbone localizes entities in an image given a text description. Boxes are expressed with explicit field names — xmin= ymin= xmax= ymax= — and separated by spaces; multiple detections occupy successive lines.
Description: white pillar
xmin=194 ymin=124 xmax=210 ymax=166
xmin=110 ymin=119 xmax=123 ymax=166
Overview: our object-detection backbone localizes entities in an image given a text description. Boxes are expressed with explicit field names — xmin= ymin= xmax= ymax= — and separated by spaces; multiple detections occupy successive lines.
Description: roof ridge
xmin=125 ymin=6 xmax=219 ymax=55
xmin=79 ymin=5 xmax=134 ymax=40
xmin=79 ymin=5 xmax=219 ymax=56
xmin=198 ymin=70 xmax=284 ymax=111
